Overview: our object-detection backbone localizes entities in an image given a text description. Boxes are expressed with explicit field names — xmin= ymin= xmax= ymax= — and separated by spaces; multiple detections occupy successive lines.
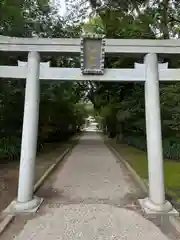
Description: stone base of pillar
xmin=3 ymin=196 xmax=43 ymax=215
xmin=138 ymin=197 xmax=179 ymax=216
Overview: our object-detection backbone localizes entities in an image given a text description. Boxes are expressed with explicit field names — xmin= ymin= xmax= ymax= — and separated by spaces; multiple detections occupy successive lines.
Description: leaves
xmin=78 ymin=0 xmax=180 ymax=159
xmin=0 ymin=1 xmax=88 ymax=161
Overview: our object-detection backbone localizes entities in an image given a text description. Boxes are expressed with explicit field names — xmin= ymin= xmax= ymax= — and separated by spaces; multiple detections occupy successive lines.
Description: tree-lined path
xmin=1 ymin=132 xmax=179 ymax=240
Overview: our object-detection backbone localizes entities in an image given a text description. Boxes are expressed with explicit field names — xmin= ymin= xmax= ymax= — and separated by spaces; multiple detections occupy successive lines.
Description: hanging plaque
xmin=80 ymin=33 xmax=105 ymax=75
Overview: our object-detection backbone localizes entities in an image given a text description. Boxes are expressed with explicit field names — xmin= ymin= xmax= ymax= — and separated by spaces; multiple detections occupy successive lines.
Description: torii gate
xmin=1 ymin=34 xmax=180 ymax=216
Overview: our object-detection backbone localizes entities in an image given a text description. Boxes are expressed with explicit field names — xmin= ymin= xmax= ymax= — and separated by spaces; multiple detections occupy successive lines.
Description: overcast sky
xmin=60 ymin=0 xmax=66 ymax=15
xmin=52 ymin=0 xmax=67 ymax=16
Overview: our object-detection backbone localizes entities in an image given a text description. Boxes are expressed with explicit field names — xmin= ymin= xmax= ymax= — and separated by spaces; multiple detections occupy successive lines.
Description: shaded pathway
xmin=1 ymin=132 xmax=179 ymax=239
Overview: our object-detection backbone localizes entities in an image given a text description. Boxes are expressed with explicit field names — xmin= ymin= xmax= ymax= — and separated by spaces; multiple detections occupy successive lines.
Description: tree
xmin=0 ymin=0 xmax=88 ymax=161
xmin=80 ymin=0 xmax=180 ymax=159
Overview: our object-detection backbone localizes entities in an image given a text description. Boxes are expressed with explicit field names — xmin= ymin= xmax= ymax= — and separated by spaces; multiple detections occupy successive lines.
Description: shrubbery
xmin=120 ymin=135 xmax=180 ymax=161
xmin=0 ymin=2 xmax=88 ymax=162
xmin=0 ymin=136 xmax=21 ymax=162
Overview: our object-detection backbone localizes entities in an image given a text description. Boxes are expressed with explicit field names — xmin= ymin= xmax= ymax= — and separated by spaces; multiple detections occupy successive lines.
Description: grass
xmin=107 ymin=138 xmax=180 ymax=203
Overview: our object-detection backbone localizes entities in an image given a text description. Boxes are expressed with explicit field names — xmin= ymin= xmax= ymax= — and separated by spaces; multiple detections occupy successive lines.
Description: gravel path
xmin=2 ymin=132 xmax=175 ymax=239
xmin=0 ymin=141 xmax=70 ymax=214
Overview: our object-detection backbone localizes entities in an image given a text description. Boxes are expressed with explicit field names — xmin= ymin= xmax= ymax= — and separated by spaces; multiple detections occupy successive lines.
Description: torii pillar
xmin=4 ymin=52 xmax=47 ymax=213
xmin=138 ymin=53 xmax=178 ymax=215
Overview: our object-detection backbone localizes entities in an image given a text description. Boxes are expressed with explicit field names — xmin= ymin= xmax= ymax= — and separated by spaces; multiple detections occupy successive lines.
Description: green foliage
xmin=2 ymin=0 xmax=180 ymax=162
xmin=0 ymin=136 xmax=21 ymax=161
xmin=0 ymin=1 xmax=88 ymax=162
xmin=85 ymin=0 xmax=180 ymax=160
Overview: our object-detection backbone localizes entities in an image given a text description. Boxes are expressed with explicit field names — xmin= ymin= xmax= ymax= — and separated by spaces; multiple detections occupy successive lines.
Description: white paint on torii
xmin=0 ymin=62 xmax=180 ymax=82
xmin=1 ymin=37 xmax=179 ymax=217
xmin=134 ymin=62 xmax=169 ymax=70
xmin=1 ymin=35 xmax=180 ymax=54
xmin=18 ymin=60 xmax=50 ymax=68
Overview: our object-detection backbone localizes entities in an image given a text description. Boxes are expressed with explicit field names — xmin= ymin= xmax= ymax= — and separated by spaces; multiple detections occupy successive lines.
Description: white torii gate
xmin=1 ymin=35 xmax=180 ymax=216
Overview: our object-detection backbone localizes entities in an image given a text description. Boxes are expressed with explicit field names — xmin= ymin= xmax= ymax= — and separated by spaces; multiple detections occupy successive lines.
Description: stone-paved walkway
xmin=1 ymin=132 xmax=179 ymax=239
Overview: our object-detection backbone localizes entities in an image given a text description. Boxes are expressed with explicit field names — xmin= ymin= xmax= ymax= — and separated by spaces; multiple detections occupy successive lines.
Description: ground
xmin=0 ymin=132 xmax=180 ymax=239
xmin=106 ymin=137 xmax=180 ymax=209
xmin=0 ymin=139 xmax=76 ymax=222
